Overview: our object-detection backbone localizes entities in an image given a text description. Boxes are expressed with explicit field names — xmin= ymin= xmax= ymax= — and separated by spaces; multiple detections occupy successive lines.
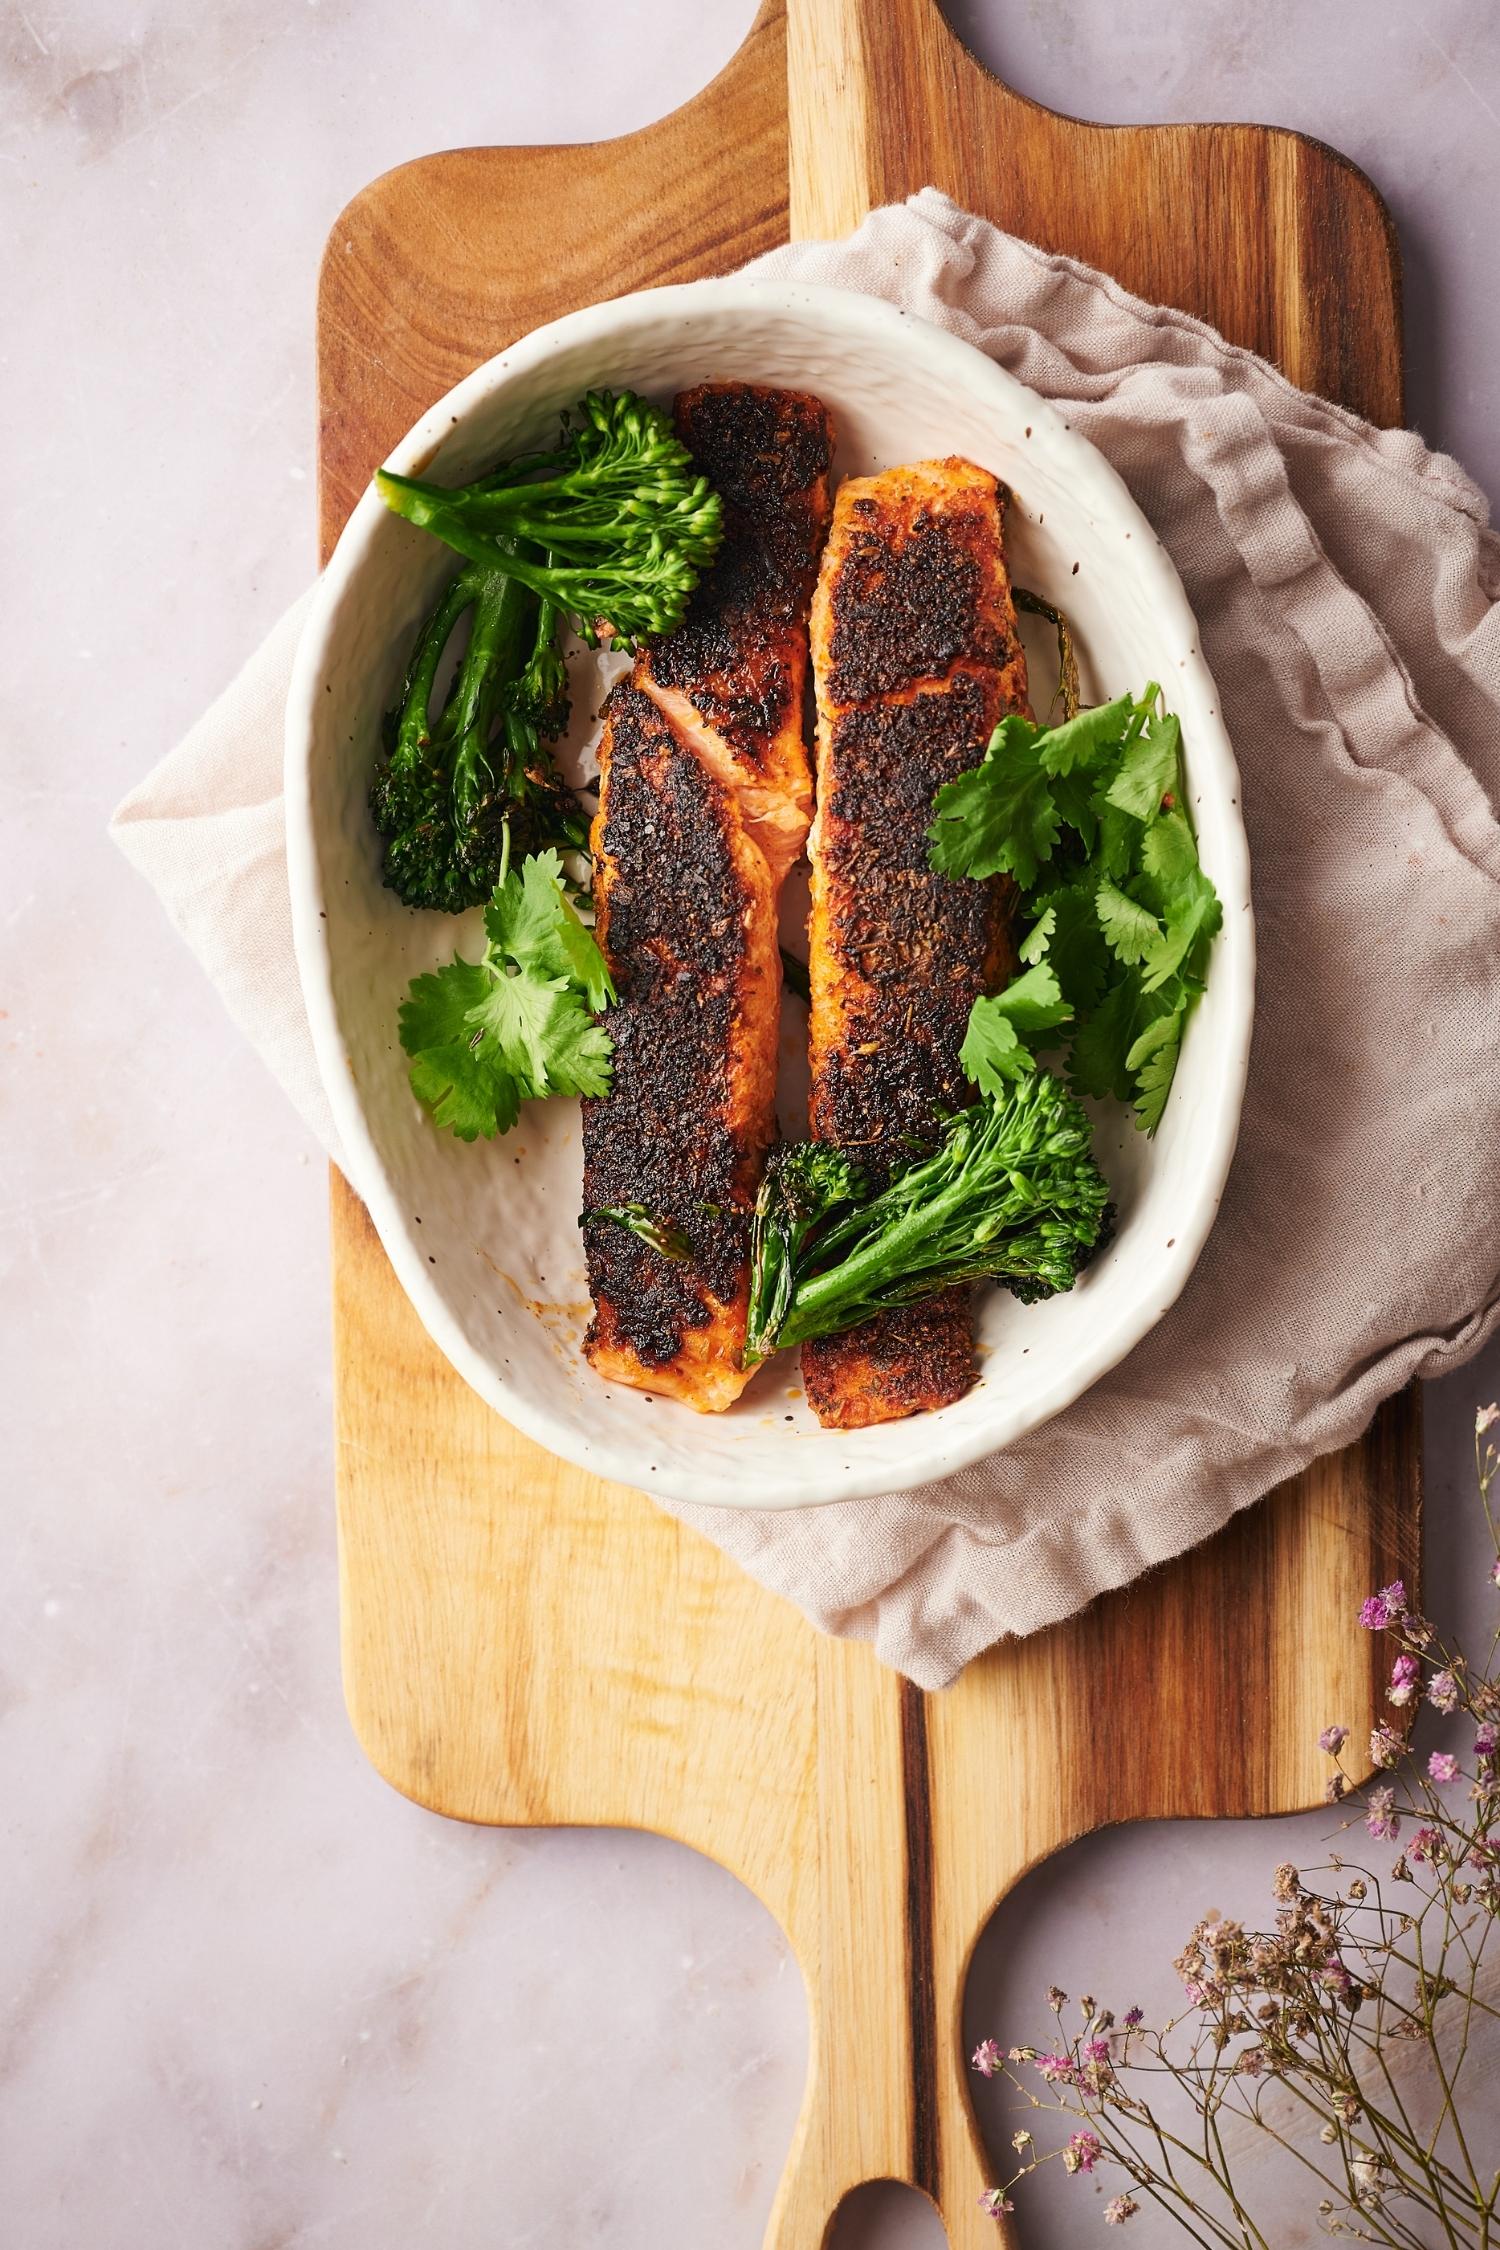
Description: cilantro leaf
xmin=1036 ymin=692 xmax=1137 ymax=775
xmin=399 ymin=850 xmax=615 ymax=1139
xmin=1090 ymin=795 xmax=1143 ymax=882
xmin=959 ymin=1007 xmax=1029 ymax=1089
xmin=929 ymin=714 xmax=1061 ymax=887
xmin=1106 ymin=710 xmax=1181 ymax=821
xmin=1069 ymin=972 xmax=1176 ymax=1106
xmin=928 ymin=682 xmax=1220 ymax=1136
xmin=1140 ymin=866 xmax=1222 ymax=993
xmin=399 ymin=959 xmax=523 ymax=1142
xmin=551 ymin=908 xmax=614 ymax=1015
xmin=1095 ymin=879 xmax=1164 ymax=967
xmin=1138 ymin=807 xmax=1200 ymax=896
xmin=1126 ymin=1009 xmax=1184 ymax=1135
xmin=988 ymin=960 xmax=1072 ymax=1036
xmin=927 ymin=761 xmax=1020 ymax=880
xmin=1028 ymin=880 xmax=1113 ymax=1014
xmin=521 ymin=987 xmax=615 ymax=1097
xmin=960 ymin=965 xmax=1072 ymax=1094
xmin=464 ymin=966 xmax=572 ymax=1094
xmin=1017 ymin=906 xmax=1055 ymax=965
xmin=1047 ymin=766 xmax=1100 ymax=853
xmin=484 ymin=847 xmax=615 ymax=1011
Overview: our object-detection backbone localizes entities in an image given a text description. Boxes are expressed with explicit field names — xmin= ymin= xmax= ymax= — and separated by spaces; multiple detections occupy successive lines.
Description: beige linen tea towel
xmin=112 ymin=191 xmax=1500 ymax=1689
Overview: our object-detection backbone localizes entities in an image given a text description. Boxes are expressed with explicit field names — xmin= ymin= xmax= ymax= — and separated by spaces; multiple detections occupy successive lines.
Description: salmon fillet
xmin=582 ymin=384 xmax=835 ymax=1409
xmin=637 ymin=383 xmax=833 ymax=880
xmin=802 ymin=459 xmax=1030 ymax=1429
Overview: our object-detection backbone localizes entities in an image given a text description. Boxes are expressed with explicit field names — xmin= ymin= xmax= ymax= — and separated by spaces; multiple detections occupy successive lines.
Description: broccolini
xmin=375 ymin=389 xmax=723 ymax=647
xmin=743 ymin=1063 xmax=1111 ymax=1365
xmin=369 ymin=549 xmax=586 ymax=914
xmin=371 ymin=389 xmax=722 ymax=915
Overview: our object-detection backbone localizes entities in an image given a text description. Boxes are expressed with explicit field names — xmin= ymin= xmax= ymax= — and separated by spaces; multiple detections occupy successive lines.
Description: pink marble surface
xmin=4 ymin=3 xmax=1496 ymax=2244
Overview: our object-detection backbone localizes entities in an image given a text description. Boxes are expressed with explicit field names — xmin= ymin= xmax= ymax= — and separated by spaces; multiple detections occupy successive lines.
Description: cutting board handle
xmin=755 ymin=1647 xmax=996 ymax=2248
xmin=786 ymin=0 xmax=1017 ymax=242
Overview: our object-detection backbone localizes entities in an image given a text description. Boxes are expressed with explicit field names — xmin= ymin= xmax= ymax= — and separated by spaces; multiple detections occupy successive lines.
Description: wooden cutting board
xmin=317 ymin=5 xmax=1418 ymax=2240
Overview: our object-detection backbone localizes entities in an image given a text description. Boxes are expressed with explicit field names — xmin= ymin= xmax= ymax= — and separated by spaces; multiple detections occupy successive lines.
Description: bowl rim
xmin=285 ymin=273 xmax=1255 ymax=1509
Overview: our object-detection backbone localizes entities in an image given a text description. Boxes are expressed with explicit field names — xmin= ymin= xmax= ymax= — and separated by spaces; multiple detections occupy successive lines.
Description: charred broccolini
xmin=371 ymin=389 xmax=724 ymax=916
xmin=743 ymin=1059 xmax=1111 ymax=1364
xmin=376 ymin=389 xmax=723 ymax=647
xmin=369 ymin=546 xmax=586 ymax=914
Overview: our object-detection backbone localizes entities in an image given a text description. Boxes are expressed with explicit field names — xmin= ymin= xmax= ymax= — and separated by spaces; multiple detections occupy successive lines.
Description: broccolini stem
xmin=392 ymin=570 xmax=476 ymax=762
xmin=775 ymin=1162 xmax=980 ymax=1347
xmin=454 ymin=471 xmax=713 ymax=512
xmin=444 ymin=566 xmax=531 ymax=744
xmin=1013 ymin=587 xmax=1081 ymax=722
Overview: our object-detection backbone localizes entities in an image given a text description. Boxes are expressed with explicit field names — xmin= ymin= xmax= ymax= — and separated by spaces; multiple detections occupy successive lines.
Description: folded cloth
xmin=112 ymin=190 xmax=1500 ymax=1689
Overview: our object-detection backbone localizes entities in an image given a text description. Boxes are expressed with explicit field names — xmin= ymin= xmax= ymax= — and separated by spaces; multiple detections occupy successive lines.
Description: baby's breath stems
xmin=969 ymin=1404 xmax=1500 ymax=2244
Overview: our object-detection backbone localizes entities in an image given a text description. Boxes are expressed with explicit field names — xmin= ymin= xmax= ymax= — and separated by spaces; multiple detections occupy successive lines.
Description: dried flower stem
xmin=968 ymin=1409 xmax=1500 ymax=2242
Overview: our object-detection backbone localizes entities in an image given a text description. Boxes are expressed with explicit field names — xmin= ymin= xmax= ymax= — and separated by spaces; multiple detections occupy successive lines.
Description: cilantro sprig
xmin=928 ymin=687 xmax=1221 ymax=1135
xmin=398 ymin=846 xmax=615 ymax=1141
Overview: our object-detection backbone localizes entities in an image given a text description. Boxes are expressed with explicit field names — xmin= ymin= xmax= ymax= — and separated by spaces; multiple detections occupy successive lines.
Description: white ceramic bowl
xmin=286 ymin=278 xmax=1253 ymax=1509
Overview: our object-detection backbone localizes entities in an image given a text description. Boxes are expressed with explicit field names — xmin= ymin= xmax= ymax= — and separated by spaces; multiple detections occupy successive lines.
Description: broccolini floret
xmin=375 ymin=389 xmax=722 ymax=647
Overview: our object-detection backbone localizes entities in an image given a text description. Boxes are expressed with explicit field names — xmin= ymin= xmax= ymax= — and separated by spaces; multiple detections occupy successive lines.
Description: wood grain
xmin=318 ymin=5 xmax=1418 ymax=2241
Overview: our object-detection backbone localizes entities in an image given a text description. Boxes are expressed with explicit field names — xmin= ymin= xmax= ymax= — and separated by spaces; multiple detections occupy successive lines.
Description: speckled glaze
xmin=284 ymin=279 xmax=1254 ymax=1508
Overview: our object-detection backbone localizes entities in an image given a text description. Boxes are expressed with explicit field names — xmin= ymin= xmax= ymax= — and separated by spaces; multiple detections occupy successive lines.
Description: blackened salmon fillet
xmin=637 ymin=382 xmax=833 ymax=881
xmin=581 ymin=384 xmax=835 ymax=1409
xmin=802 ymin=458 xmax=1030 ymax=1429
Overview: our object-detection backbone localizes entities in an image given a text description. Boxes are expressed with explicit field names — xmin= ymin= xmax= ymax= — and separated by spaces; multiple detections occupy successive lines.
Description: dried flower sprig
xmin=970 ymin=1405 xmax=1500 ymax=2241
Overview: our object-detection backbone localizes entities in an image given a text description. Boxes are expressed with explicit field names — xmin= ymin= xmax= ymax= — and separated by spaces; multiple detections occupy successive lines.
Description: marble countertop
xmin=5 ymin=3 xmax=1497 ymax=2243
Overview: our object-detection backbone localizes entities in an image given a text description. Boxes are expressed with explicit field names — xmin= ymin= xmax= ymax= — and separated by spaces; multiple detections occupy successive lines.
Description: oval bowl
xmin=286 ymin=278 xmax=1253 ymax=1509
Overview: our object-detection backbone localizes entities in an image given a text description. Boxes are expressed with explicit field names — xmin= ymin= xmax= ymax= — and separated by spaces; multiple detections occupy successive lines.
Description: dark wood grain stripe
xmin=899 ymin=1677 xmax=940 ymax=2196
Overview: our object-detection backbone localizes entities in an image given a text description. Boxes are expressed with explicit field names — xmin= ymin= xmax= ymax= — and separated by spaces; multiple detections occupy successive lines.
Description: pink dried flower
xmin=1428 ymin=1671 xmax=1460 ymax=1714
xmin=1122 ymin=2006 xmax=1144 ymax=2028
xmin=971 ymin=2038 xmax=1002 ymax=2078
xmin=1104 ymin=2194 xmax=1141 ymax=2225
xmin=978 ymin=2187 xmax=1014 ymax=2218
xmin=1469 ymin=1835 xmax=1498 ymax=1873
xmin=1064 ymin=2129 xmax=1103 ymax=2175
xmin=1408 ymin=1826 xmax=1443 ymax=1864
xmin=1476 ymin=1403 xmax=1499 ymax=1433
xmin=1475 ymin=1724 xmax=1497 ymax=1758
xmin=1359 ymin=1581 xmax=1407 ymax=1630
xmin=1036 ymin=2052 xmax=1079 ymax=2084
xmin=1047 ymin=1985 xmax=1068 ymax=2011
xmin=1083 ymin=2037 xmax=1111 ymax=2064
xmin=1370 ymin=1723 xmax=1403 ymax=1768
xmin=1387 ymin=1654 xmax=1421 ymax=1707
xmin=1428 ymin=1751 xmax=1459 ymax=1784
xmin=1319 ymin=1724 xmax=1349 ymax=1754
xmin=1366 ymin=1787 xmax=1400 ymax=1841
